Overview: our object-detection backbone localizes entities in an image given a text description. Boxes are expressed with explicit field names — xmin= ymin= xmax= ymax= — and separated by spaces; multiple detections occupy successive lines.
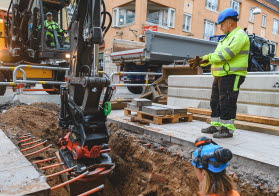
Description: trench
xmin=0 ymin=103 xmax=278 ymax=196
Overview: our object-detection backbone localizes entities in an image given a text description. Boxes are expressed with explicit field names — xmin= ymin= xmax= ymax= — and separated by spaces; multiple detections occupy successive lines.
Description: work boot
xmin=213 ymin=126 xmax=233 ymax=138
xmin=201 ymin=126 xmax=219 ymax=134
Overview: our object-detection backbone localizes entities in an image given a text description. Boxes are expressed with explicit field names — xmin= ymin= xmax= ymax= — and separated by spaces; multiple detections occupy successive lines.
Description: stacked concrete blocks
xmin=127 ymin=98 xmax=152 ymax=111
xmin=128 ymin=98 xmax=188 ymax=116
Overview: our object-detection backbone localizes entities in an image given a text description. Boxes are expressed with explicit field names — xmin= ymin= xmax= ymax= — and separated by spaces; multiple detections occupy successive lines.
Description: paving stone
xmin=127 ymin=103 xmax=142 ymax=111
xmin=152 ymin=103 xmax=187 ymax=115
xmin=132 ymin=98 xmax=152 ymax=107
xmin=142 ymin=105 xmax=172 ymax=116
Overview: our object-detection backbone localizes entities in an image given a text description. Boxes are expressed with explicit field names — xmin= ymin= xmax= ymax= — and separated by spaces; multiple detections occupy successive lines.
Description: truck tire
xmin=127 ymin=86 xmax=143 ymax=94
xmin=0 ymin=72 xmax=7 ymax=96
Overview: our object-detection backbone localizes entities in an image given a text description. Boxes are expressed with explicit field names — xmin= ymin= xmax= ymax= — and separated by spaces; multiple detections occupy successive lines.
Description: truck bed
xmin=110 ymin=30 xmax=217 ymax=65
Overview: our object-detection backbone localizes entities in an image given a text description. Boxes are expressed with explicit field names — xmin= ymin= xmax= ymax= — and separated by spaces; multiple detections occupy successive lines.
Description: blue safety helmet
xmin=191 ymin=137 xmax=232 ymax=173
xmin=218 ymin=8 xmax=238 ymax=24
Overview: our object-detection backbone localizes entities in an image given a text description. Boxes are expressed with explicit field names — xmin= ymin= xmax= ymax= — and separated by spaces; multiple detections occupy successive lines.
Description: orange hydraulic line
xmin=23 ymin=89 xmax=55 ymax=92
xmin=18 ymin=135 xmax=31 ymax=140
xmin=40 ymin=162 xmax=64 ymax=170
xmin=20 ymin=139 xmax=42 ymax=147
xmin=46 ymin=167 xmax=75 ymax=178
xmin=18 ymin=133 xmax=31 ymax=137
xmin=78 ymin=184 xmax=105 ymax=196
xmin=50 ymin=171 xmax=89 ymax=191
xmin=24 ymin=144 xmax=52 ymax=157
xmin=32 ymin=157 xmax=56 ymax=164
xmin=20 ymin=140 xmax=48 ymax=152
xmin=100 ymin=149 xmax=111 ymax=153
xmin=19 ymin=137 xmax=35 ymax=143
xmin=91 ymin=167 xmax=106 ymax=175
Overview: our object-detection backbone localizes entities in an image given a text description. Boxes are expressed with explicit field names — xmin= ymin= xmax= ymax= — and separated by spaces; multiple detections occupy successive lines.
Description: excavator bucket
xmin=141 ymin=60 xmax=202 ymax=103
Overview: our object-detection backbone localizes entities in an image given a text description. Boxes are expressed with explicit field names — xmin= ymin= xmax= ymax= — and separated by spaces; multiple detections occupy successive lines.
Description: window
xmin=204 ymin=20 xmax=215 ymax=40
xmin=183 ymin=14 xmax=192 ymax=32
xmin=249 ymin=8 xmax=254 ymax=23
xmin=270 ymin=41 xmax=277 ymax=54
xmin=230 ymin=0 xmax=240 ymax=13
xmin=147 ymin=8 xmax=176 ymax=28
xmin=113 ymin=8 xmax=135 ymax=27
xmin=206 ymin=0 xmax=218 ymax=11
xmin=169 ymin=8 xmax=175 ymax=28
xmin=262 ymin=14 xmax=266 ymax=28
xmin=272 ymin=19 xmax=279 ymax=35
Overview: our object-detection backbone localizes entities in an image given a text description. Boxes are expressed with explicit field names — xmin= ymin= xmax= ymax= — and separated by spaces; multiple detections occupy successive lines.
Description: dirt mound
xmin=0 ymin=103 xmax=68 ymax=196
xmin=0 ymin=104 xmax=61 ymax=146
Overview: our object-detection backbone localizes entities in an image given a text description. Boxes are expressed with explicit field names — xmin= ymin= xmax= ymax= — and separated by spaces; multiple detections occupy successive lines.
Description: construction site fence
xmin=0 ymin=65 xmax=69 ymax=86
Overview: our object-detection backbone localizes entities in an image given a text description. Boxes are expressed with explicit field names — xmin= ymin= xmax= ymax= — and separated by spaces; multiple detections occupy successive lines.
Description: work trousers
xmin=210 ymin=74 xmax=245 ymax=122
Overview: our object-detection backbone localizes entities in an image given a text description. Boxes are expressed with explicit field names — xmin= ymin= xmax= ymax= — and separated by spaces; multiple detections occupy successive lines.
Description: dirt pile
xmin=0 ymin=103 xmax=68 ymax=196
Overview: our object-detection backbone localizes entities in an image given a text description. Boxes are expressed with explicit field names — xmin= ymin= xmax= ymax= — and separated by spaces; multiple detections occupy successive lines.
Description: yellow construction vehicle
xmin=0 ymin=0 xmax=70 ymax=95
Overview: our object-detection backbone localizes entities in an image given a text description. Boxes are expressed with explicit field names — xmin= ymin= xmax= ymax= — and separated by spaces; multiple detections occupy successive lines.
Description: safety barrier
xmin=109 ymin=71 xmax=162 ymax=87
xmin=0 ymin=64 xmax=69 ymax=93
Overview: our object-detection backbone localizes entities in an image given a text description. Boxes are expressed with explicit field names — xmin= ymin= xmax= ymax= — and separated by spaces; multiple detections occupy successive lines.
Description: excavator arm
xmin=58 ymin=0 xmax=114 ymax=173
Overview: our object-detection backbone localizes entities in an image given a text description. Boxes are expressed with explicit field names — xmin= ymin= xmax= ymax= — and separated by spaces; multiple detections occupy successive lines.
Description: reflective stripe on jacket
xmin=44 ymin=20 xmax=63 ymax=33
xmin=202 ymin=27 xmax=250 ymax=77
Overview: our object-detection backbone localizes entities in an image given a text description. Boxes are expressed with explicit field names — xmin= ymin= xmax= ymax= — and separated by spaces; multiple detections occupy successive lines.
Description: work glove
xmin=188 ymin=56 xmax=209 ymax=69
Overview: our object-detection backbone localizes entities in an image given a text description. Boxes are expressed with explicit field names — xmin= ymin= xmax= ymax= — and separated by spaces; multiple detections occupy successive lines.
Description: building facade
xmin=103 ymin=0 xmax=279 ymax=73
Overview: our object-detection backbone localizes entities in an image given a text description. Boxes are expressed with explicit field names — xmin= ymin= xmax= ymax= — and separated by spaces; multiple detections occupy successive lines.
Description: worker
xmin=191 ymin=136 xmax=240 ymax=196
xmin=189 ymin=8 xmax=249 ymax=138
xmin=39 ymin=12 xmax=65 ymax=47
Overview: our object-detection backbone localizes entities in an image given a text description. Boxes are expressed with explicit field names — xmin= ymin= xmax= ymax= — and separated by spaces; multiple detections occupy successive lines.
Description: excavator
xmin=58 ymin=0 xmax=114 ymax=194
xmin=0 ymin=0 xmax=71 ymax=95
xmin=4 ymin=0 xmax=114 ymax=194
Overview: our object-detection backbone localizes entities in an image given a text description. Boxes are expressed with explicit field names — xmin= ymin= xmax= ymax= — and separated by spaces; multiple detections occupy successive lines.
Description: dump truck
xmin=0 ymin=0 xmax=71 ymax=95
xmin=110 ymin=30 xmax=276 ymax=94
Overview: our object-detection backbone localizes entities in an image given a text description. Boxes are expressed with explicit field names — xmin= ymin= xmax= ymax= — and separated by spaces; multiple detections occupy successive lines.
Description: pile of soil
xmin=0 ymin=103 xmax=68 ymax=196
xmin=0 ymin=103 xmax=278 ymax=196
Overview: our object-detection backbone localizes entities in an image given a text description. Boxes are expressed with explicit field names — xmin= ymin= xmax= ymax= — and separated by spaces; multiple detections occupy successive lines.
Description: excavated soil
xmin=0 ymin=103 xmax=278 ymax=196
xmin=0 ymin=103 xmax=68 ymax=196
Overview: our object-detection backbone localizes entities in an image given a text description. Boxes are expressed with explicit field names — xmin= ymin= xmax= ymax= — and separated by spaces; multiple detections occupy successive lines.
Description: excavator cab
xmin=5 ymin=0 xmax=70 ymax=60
xmin=38 ymin=0 xmax=70 ymax=51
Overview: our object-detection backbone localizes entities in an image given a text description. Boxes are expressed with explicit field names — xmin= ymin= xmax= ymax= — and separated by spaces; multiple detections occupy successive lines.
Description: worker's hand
xmin=188 ymin=56 xmax=209 ymax=69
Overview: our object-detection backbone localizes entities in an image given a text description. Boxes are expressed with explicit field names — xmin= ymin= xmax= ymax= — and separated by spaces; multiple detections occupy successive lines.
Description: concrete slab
xmin=142 ymin=105 xmax=172 ymax=116
xmin=0 ymin=129 xmax=50 ymax=195
xmin=109 ymin=110 xmax=279 ymax=171
xmin=127 ymin=103 xmax=142 ymax=111
xmin=132 ymin=98 xmax=152 ymax=107
xmin=152 ymin=103 xmax=188 ymax=115
xmin=168 ymin=75 xmax=279 ymax=118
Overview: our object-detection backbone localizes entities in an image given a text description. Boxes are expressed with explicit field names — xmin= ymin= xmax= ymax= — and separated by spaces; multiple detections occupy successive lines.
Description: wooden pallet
xmin=124 ymin=108 xmax=193 ymax=125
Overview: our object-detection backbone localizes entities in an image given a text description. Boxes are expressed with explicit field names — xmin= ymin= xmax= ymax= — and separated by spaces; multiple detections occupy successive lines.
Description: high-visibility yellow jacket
xmin=202 ymin=27 xmax=250 ymax=77
xmin=38 ymin=20 xmax=63 ymax=34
